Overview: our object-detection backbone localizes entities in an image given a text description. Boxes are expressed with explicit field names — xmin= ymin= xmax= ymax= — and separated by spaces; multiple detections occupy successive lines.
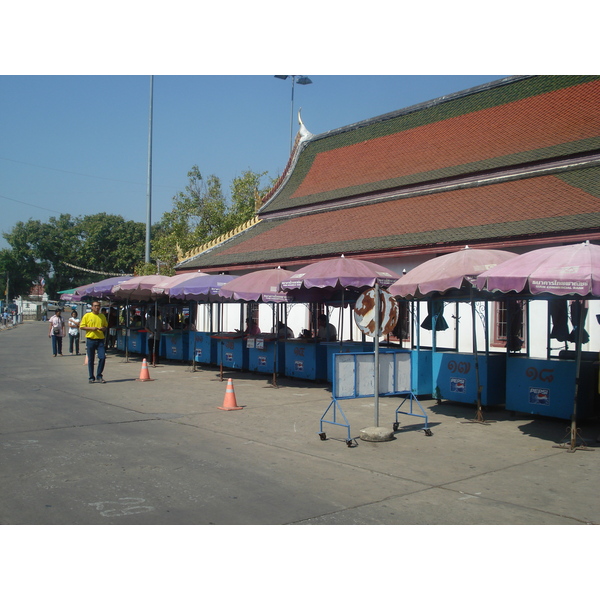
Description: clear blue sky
xmin=1 ymin=74 xmax=510 ymax=250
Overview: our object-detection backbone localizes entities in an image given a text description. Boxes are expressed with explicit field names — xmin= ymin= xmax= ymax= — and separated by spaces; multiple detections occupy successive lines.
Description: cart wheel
xmin=346 ymin=439 xmax=353 ymax=447
xmin=319 ymin=432 xmax=327 ymax=441
xmin=424 ymin=429 xmax=432 ymax=436
xmin=393 ymin=422 xmax=399 ymax=432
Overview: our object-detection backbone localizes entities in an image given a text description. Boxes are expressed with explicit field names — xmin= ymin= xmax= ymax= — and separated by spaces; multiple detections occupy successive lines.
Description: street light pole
xmin=145 ymin=75 xmax=154 ymax=264
xmin=275 ymin=75 xmax=313 ymax=155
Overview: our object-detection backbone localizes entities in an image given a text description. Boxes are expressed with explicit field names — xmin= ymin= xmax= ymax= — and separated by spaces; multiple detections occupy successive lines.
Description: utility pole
xmin=145 ymin=75 xmax=154 ymax=264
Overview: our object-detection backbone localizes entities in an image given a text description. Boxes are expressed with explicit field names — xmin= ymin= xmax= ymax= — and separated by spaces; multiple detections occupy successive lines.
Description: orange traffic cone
xmin=136 ymin=358 xmax=154 ymax=382
xmin=218 ymin=378 xmax=243 ymax=410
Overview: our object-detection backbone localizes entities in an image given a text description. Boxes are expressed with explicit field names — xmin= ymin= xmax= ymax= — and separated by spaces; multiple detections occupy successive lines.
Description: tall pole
xmin=374 ymin=282 xmax=380 ymax=427
xmin=145 ymin=75 xmax=154 ymax=264
xmin=289 ymin=77 xmax=295 ymax=155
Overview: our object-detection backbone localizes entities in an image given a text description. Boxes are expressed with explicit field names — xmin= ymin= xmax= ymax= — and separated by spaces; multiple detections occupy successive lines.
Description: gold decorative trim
xmin=179 ymin=216 xmax=261 ymax=262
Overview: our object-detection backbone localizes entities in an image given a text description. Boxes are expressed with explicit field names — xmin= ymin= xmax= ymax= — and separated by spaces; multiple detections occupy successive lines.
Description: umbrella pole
xmin=125 ymin=302 xmax=130 ymax=363
xmin=272 ymin=303 xmax=278 ymax=388
xmin=553 ymin=300 xmax=591 ymax=452
xmin=374 ymin=283 xmax=380 ymax=427
xmin=464 ymin=292 xmax=495 ymax=426
xmin=471 ymin=292 xmax=484 ymax=423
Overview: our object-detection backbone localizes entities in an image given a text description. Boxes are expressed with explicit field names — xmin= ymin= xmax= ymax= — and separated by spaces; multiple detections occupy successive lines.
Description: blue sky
xmin=1 ymin=74 xmax=510 ymax=250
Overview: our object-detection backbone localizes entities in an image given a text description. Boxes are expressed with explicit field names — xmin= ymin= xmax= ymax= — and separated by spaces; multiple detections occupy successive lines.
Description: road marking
xmin=89 ymin=497 xmax=154 ymax=517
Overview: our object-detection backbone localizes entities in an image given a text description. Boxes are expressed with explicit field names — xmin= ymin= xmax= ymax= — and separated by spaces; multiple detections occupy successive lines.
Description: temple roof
xmin=177 ymin=75 xmax=600 ymax=272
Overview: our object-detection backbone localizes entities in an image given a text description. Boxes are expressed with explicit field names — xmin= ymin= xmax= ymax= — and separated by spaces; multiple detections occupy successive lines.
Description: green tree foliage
xmin=149 ymin=166 xmax=273 ymax=269
xmin=2 ymin=213 xmax=145 ymax=298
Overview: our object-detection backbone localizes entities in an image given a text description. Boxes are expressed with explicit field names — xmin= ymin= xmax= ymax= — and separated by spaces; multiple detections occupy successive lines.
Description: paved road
xmin=1 ymin=321 xmax=599 ymax=525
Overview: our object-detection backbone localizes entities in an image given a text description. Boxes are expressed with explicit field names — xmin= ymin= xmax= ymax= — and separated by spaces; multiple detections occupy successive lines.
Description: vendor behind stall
xmin=317 ymin=314 xmax=337 ymax=342
xmin=273 ymin=320 xmax=294 ymax=339
xmin=237 ymin=317 xmax=260 ymax=335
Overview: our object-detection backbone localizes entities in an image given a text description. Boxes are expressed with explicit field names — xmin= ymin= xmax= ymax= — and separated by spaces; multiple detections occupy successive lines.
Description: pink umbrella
xmin=388 ymin=246 xmax=517 ymax=424
xmin=281 ymin=255 xmax=401 ymax=292
xmin=476 ymin=241 xmax=600 ymax=450
xmin=476 ymin=241 xmax=600 ymax=296
xmin=389 ymin=246 xmax=517 ymax=299
xmin=111 ymin=275 xmax=173 ymax=302
xmin=150 ymin=272 xmax=207 ymax=296
xmin=219 ymin=268 xmax=295 ymax=302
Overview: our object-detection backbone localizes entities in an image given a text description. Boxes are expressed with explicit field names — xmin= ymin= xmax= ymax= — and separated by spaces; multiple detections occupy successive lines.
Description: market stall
xmin=477 ymin=241 xmax=600 ymax=449
xmin=280 ymin=255 xmax=400 ymax=382
xmin=219 ymin=268 xmax=293 ymax=383
xmin=389 ymin=246 xmax=518 ymax=420
xmin=166 ymin=273 xmax=238 ymax=369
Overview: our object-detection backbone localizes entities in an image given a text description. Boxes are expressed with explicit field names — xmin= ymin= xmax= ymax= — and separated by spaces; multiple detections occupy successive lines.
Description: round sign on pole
xmin=354 ymin=287 xmax=399 ymax=337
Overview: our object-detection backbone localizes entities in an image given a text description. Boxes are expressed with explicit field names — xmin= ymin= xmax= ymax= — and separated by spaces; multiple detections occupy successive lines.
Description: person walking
xmin=48 ymin=308 xmax=65 ymax=356
xmin=68 ymin=310 xmax=81 ymax=355
xmin=80 ymin=302 xmax=108 ymax=383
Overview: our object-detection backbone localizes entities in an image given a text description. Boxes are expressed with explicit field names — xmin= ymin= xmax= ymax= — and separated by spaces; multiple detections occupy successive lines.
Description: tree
xmin=148 ymin=166 xmax=273 ymax=270
xmin=2 ymin=214 xmax=145 ymax=297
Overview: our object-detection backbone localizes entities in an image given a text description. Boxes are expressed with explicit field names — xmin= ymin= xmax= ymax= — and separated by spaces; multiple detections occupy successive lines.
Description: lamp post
xmin=145 ymin=75 xmax=154 ymax=264
xmin=274 ymin=75 xmax=313 ymax=154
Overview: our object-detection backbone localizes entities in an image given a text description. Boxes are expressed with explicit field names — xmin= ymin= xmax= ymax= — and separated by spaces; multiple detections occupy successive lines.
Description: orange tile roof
xmin=181 ymin=170 xmax=600 ymax=270
xmin=291 ymin=80 xmax=600 ymax=200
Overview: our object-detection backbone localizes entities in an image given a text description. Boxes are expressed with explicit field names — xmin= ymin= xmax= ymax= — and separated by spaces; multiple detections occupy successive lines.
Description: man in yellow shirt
xmin=80 ymin=301 xmax=109 ymax=384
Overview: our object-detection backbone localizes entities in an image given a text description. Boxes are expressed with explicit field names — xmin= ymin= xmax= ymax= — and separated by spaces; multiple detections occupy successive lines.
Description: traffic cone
xmin=136 ymin=358 xmax=154 ymax=382
xmin=218 ymin=378 xmax=243 ymax=410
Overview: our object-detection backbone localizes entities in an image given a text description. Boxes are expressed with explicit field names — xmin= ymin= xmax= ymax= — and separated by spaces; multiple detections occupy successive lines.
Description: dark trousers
xmin=51 ymin=335 xmax=63 ymax=355
xmin=69 ymin=334 xmax=80 ymax=354
xmin=86 ymin=338 xmax=106 ymax=380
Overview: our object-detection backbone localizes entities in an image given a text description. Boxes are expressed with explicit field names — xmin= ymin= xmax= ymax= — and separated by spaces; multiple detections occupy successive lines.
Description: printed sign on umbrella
xmin=476 ymin=241 xmax=600 ymax=296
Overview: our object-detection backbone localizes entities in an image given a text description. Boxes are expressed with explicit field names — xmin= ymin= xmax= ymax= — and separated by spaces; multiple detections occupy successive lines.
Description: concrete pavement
xmin=1 ymin=321 xmax=599 ymax=525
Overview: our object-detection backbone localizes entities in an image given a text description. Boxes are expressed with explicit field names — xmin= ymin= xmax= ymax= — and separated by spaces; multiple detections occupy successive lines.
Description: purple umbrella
xmin=219 ymin=268 xmax=295 ymax=302
xmin=389 ymin=246 xmax=517 ymax=299
xmin=281 ymin=255 xmax=401 ymax=292
xmin=170 ymin=274 xmax=238 ymax=301
xmin=81 ymin=275 xmax=133 ymax=299
xmin=476 ymin=241 xmax=600 ymax=296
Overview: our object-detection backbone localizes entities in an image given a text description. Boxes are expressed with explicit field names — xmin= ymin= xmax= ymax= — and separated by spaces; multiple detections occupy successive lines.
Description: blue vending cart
xmin=284 ymin=339 xmax=327 ymax=380
xmin=432 ymin=351 xmax=507 ymax=406
xmin=127 ymin=328 xmax=147 ymax=356
xmin=505 ymin=354 xmax=599 ymax=419
xmin=189 ymin=332 xmax=218 ymax=366
xmin=160 ymin=331 xmax=189 ymax=361
xmin=247 ymin=334 xmax=285 ymax=374
xmin=212 ymin=333 xmax=248 ymax=371
xmin=116 ymin=327 xmax=127 ymax=351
